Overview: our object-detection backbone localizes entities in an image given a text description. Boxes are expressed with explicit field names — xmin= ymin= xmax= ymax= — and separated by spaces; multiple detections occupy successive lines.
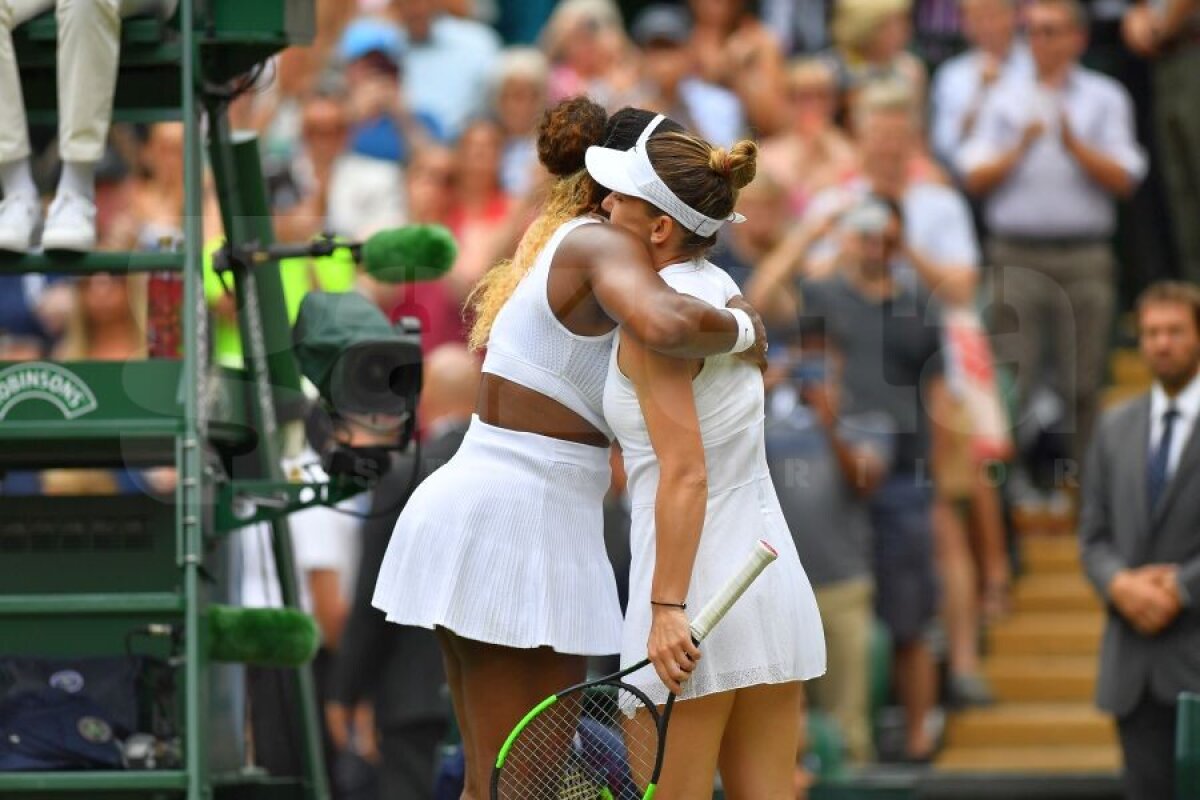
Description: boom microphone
xmin=359 ymin=224 xmax=458 ymax=284
xmin=217 ymin=224 xmax=458 ymax=285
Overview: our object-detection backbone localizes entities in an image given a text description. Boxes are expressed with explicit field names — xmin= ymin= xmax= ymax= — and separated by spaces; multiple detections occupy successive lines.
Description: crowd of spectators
xmin=1 ymin=0 xmax=1197 ymax=793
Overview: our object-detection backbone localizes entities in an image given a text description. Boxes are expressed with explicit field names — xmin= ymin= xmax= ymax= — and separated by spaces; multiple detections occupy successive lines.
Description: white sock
xmin=0 ymin=158 xmax=37 ymax=201
xmin=57 ymin=161 xmax=96 ymax=202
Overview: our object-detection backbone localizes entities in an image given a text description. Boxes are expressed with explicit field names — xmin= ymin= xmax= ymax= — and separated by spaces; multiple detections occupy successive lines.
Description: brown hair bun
xmin=537 ymin=96 xmax=608 ymax=177
xmin=707 ymin=139 xmax=758 ymax=191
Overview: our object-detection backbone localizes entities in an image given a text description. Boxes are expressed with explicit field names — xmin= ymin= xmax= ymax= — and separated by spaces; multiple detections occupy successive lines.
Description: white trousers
xmin=0 ymin=0 xmax=173 ymax=163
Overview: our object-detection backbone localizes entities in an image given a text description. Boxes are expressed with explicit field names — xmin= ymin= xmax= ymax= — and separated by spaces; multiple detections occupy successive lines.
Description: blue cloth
xmin=0 ymin=689 xmax=123 ymax=771
xmin=339 ymin=18 xmax=405 ymax=64
xmin=402 ymin=15 xmax=500 ymax=141
xmin=1147 ymin=407 xmax=1179 ymax=512
xmin=350 ymin=112 xmax=445 ymax=163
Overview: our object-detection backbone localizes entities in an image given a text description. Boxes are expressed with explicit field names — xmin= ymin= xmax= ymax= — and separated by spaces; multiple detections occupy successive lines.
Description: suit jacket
xmin=332 ymin=421 xmax=469 ymax=730
xmin=1079 ymin=394 xmax=1200 ymax=717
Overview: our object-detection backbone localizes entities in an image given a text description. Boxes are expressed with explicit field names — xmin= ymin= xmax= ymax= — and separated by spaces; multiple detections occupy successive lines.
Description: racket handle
xmin=689 ymin=539 xmax=778 ymax=643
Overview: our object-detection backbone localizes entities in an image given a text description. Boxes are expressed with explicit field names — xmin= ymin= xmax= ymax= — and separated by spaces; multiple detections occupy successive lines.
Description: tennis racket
xmin=490 ymin=539 xmax=779 ymax=800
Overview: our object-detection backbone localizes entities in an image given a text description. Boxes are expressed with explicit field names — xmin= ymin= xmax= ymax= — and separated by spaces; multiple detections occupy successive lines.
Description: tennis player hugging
xmin=373 ymin=97 xmax=825 ymax=800
xmin=593 ymin=115 xmax=827 ymax=798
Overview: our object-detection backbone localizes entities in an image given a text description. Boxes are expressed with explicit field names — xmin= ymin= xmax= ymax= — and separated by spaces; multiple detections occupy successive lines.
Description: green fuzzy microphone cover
xmin=208 ymin=605 xmax=320 ymax=668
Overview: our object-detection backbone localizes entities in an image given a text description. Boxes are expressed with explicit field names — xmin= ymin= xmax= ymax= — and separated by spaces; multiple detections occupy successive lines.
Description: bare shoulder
xmin=557 ymin=219 xmax=651 ymax=265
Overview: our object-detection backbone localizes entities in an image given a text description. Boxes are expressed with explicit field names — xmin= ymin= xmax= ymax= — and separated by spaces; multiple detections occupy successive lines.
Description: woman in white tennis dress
xmin=588 ymin=117 xmax=826 ymax=797
xmin=371 ymin=100 xmax=765 ymax=798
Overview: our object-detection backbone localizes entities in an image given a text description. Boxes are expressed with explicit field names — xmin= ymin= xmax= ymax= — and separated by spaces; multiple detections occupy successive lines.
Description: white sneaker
xmin=0 ymin=193 xmax=41 ymax=253
xmin=41 ymin=190 xmax=96 ymax=252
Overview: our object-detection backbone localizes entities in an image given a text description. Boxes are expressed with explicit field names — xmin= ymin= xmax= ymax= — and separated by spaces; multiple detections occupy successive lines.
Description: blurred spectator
xmin=332 ymin=344 xmax=480 ymax=800
xmin=492 ymin=47 xmax=549 ymax=197
xmin=278 ymin=89 xmax=406 ymax=243
xmin=130 ymin=123 xmax=187 ymax=246
xmin=629 ymin=4 xmax=746 ymax=147
xmin=759 ymin=0 xmax=833 ymax=54
xmin=1123 ymin=0 xmax=1200 ymax=283
xmin=445 ymin=118 xmax=512 ymax=307
xmin=377 ymin=145 xmax=466 ymax=353
xmin=751 ymin=80 xmax=977 ymax=321
xmin=930 ymin=0 xmax=1032 ymax=173
xmin=54 ymin=273 xmax=145 ymax=362
xmin=912 ymin=0 xmax=966 ymax=68
xmin=390 ymin=0 xmax=501 ymax=142
xmin=828 ymin=0 xmax=927 ymax=113
xmin=765 ymin=335 xmax=894 ymax=765
xmin=798 ymin=196 xmax=947 ymax=762
xmin=339 ymin=18 xmax=436 ymax=166
xmin=711 ymin=172 xmax=790 ymax=294
xmin=960 ymin=0 xmax=1147 ymax=466
xmin=687 ymin=0 xmax=788 ymax=135
xmin=758 ymin=58 xmax=859 ymax=217
xmin=252 ymin=46 xmax=324 ymax=168
xmin=541 ymin=0 xmax=640 ymax=109
xmin=0 ymin=274 xmax=71 ymax=360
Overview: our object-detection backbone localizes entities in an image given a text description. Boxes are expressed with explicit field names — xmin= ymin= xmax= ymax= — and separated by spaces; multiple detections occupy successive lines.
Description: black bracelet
xmin=650 ymin=600 xmax=687 ymax=610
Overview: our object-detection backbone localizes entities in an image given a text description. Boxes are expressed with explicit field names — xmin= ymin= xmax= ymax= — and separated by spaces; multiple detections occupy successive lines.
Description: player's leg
xmin=632 ymin=691 xmax=732 ymax=800
xmin=436 ymin=627 xmax=477 ymax=798
xmin=717 ymin=682 xmax=804 ymax=800
xmin=453 ymin=634 xmax=588 ymax=799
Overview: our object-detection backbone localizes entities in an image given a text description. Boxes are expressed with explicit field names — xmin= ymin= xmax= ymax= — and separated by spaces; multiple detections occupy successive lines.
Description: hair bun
xmin=708 ymin=140 xmax=758 ymax=190
xmin=537 ymin=97 xmax=608 ymax=177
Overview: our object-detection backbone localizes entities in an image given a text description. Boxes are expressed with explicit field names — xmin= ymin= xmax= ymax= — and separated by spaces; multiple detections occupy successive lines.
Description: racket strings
xmin=494 ymin=686 xmax=660 ymax=800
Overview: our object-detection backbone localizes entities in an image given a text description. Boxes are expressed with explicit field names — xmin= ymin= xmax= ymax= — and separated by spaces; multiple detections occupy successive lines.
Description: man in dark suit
xmin=329 ymin=344 xmax=480 ymax=800
xmin=1079 ymin=281 xmax=1200 ymax=800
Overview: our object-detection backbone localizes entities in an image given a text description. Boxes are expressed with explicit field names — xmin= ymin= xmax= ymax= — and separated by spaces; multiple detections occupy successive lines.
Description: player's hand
xmin=648 ymin=606 xmax=700 ymax=695
xmin=727 ymin=295 xmax=768 ymax=373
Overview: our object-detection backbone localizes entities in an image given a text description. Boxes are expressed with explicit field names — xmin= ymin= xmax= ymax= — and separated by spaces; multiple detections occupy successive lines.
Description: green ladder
xmin=0 ymin=2 xmax=331 ymax=798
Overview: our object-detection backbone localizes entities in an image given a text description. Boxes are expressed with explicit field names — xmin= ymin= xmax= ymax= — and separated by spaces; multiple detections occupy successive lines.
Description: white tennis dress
xmin=372 ymin=216 xmax=625 ymax=655
xmin=604 ymin=258 xmax=827 ymax=707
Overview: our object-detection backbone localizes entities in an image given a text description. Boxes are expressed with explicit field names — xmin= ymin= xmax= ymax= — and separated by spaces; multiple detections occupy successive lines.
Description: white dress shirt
xmin=957 ymin=66 xmax=1147 ymax=239
xmin=930 ymin=41 xmax=1033 ymax=169
xmin=1150 ymin=369 xmax=1200 ymax=481
xmin=403 ymin=15 xmax=501 ymax=142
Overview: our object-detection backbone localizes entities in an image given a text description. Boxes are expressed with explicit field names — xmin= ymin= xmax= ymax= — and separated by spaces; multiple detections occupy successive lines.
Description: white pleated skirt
xmin=372 ymin=415 xmax=623 ymax=655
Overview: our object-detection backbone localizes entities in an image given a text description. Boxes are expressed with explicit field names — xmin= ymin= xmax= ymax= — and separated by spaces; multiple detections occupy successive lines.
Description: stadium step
xmin=936 ymin=745 xmax=1122 ymax=774
xmin=985 ymin=656 xmax=1098 ymax=703
xmin=0 ymin=771 xmax=188 ymax=793
xmin=988 ymin=613 xmax=1104 ymax=656
xmin=944 ymin=704 xmax=1117 ymax=749
xmin=0 ymin=592 xmax=183 ymax=617
xmin=1021 ymin=535 xmax=1083 ymax=575
xmin=1011 ymin=574 xmax=1101 ymax=613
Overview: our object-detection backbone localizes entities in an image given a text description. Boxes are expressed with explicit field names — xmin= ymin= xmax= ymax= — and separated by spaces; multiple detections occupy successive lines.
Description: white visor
xmin=585 ymin=114 xmax=746 ymax=238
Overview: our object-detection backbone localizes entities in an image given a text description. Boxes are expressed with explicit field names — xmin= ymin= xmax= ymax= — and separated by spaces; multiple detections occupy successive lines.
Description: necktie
xmin=1147 ymin=406 xmax=1180 ymax=511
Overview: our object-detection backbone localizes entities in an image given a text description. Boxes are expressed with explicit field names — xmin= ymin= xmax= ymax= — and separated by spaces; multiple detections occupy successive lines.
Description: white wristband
xmin=727 ymin=308 xmax=756 ymax=354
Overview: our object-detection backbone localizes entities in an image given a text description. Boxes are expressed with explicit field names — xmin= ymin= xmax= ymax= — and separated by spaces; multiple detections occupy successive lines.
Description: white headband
xmin=585 ymin=115 xmax=746 ymax=237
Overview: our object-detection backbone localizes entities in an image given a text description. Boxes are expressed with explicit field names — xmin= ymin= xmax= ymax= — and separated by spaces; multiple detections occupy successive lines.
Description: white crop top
xmin=481 ymin=216 xmax=616 ymax=438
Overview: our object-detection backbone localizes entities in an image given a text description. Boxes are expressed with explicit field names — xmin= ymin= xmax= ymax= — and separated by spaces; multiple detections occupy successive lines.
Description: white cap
xmin=585 ymin=115 xmax=746 ymax=238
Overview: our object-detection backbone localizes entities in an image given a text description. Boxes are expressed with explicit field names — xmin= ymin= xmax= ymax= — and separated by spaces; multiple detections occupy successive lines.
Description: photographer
xmin=765 ymin=333 xmax=893 ymax=765
xmin=798 ymin=196 xmax=947 ymax=762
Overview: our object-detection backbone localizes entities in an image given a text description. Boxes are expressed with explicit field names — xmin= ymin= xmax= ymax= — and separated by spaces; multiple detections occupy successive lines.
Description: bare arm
xmin=622 ymin=333 xmax=707 ymax=693
xmin=578 ymin=225 xmax=744 ymax=357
